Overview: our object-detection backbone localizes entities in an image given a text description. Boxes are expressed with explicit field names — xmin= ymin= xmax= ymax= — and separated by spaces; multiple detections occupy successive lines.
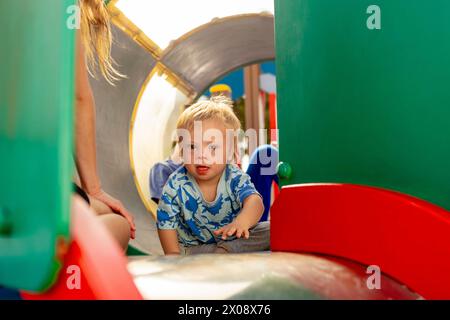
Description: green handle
xmin=277 ymin=162 xmax=292 ymax=180
xmin=0 ymin=206 xmax=12 ymax=235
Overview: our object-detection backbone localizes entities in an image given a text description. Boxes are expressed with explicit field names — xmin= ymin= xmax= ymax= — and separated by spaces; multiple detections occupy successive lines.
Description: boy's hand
xmin=214 ymin=195 xmax=263 ymax=241
xmin=214 ymin=218 xmax=251 ymax=240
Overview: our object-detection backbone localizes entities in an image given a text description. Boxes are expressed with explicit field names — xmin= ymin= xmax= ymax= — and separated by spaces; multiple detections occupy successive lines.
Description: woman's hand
xmin=213 ymin=218 xmax=251 ymax=240
xmin=88 ymin=189 xmax=136 ymax=239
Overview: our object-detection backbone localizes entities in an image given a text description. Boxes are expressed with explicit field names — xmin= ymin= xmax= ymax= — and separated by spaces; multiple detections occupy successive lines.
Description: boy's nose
xmin=194 ymin=150 xmax=214 ymax=164
xmin=193 ymin=150 xmax=207 ymax=164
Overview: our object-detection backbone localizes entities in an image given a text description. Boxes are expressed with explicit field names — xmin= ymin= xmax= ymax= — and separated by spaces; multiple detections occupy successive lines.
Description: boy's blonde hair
xmin=176 ymin=95 xmax=241 ymax=131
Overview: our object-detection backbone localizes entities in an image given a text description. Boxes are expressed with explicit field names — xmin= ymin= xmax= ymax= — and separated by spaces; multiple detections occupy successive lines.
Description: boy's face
xmin=181 ymin=118 xmax=234 ymax=182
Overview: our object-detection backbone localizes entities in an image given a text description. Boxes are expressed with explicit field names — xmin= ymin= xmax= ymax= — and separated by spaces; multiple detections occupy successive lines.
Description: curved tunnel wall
xmin=161 ymin=15 xmax=275 ymax=93
xmin=89 ymin=25 xmax=162 ymax=254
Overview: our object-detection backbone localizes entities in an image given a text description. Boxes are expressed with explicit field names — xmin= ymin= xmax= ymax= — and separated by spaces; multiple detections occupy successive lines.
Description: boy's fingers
xmin=221 ymin=228 xmax=230 ymax=240
xmin=214 ymin=228 xmax=224 ymax=235
xmin=236 ymin=229 xmax=243 ymax=238
xmin=227 ymin=227 xmax=236 ymax=236
xmin=244 ymin=230 xmax=250 ymax=239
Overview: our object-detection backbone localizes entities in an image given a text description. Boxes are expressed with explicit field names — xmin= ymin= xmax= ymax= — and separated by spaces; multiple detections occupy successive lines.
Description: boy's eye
xmin=208 ymin=144 xmax=218 ymax=151
xmin=189 ymin=144 xmax=197 ymax=150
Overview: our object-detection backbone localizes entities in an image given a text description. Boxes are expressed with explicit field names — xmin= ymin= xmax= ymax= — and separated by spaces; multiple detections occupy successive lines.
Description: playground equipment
xmin=2 ymin=0 xmax=450 ymax=299
xmin=273 ymin=0 xmax=450 ymax=299
xmin=0 ymin=0 xmax=74 ymax=293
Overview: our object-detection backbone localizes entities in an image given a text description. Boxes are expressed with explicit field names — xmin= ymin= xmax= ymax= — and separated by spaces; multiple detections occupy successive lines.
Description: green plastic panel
xmin=275 ymin=0 xmax=450 ymax=210
xmin=0 ymin=0 xmax=75 ymax=292
xmin=126 ymin=244 xmax=148 ymax=256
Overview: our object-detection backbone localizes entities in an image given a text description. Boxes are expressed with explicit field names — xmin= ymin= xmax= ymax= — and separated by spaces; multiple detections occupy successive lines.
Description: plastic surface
xmin=0 ymin=0 xmax=75 ymax=291
xmin=22 ymin=198 xmax=142 ymax=300
xmin=271 ymin=183 xmax=450 ymax=299
xmin=128 ymin=252 xmax=419 ymax=300
xmin=275 ymin=0 xmax=450 ymax=210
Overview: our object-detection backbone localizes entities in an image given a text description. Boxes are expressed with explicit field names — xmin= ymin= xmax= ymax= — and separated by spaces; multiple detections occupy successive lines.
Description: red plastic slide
xmin=22 ymin=197 xmax=142 ymax=300
xmin=271 ymin=183 xmax=450 ymax=299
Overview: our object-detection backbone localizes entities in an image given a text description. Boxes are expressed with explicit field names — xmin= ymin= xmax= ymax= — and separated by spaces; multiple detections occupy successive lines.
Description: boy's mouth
xmin=195 ymin=165 xmax=210 ymax=175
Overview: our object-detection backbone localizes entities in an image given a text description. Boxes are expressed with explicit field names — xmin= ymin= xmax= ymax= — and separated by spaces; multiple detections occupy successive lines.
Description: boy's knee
xmin=250 ymin=221 xmax=270 ymax=235
xmin=248 ymin=222 xmax=271 ymax=250
xmin=214 ymin=246 xmax=229 ymax=254
xmin=217 ymin=222 xmax=271 ymax=253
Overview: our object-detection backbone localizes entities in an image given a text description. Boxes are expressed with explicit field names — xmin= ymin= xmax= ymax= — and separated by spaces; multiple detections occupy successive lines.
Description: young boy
xmin=156 ymin=96 xmax=270 ymax=255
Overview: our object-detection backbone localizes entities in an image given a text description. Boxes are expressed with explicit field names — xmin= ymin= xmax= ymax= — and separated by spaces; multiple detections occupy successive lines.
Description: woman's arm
xmin=75 ymin=33 xmax=136 ymax=238
xmin=158 ymin=229 xmax=181 ymax=255
xmin=75 ymin=32 xmax=101 ymax=194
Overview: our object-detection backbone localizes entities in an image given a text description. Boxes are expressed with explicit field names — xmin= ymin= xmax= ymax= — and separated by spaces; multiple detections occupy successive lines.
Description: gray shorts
xmin=180 ymin=221 xmax=270 ymax=255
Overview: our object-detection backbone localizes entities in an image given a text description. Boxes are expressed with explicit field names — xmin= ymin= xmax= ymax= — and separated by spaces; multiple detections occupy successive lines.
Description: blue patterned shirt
xmin=156 ymin=164 xmax=261 ymax=246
